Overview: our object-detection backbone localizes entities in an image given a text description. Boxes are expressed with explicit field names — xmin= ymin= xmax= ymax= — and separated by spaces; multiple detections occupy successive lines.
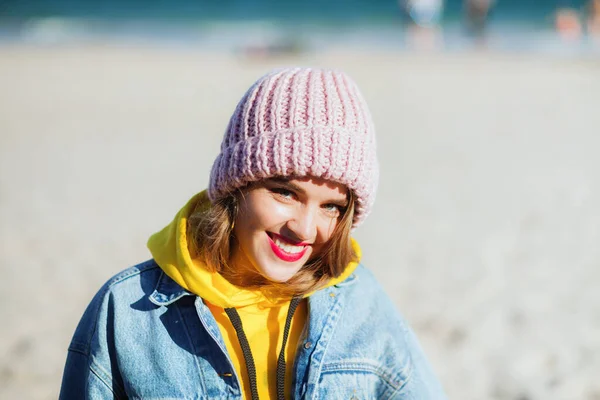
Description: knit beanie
xmin=208 ymin=67 xmax=378 ymax=227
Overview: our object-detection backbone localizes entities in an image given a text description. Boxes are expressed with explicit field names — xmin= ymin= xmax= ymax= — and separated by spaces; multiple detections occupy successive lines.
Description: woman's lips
xmin=267 ymin=233 xmax=309 ymax=262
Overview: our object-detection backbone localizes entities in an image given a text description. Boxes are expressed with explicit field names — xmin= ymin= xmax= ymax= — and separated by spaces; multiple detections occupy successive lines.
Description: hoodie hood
xmin=147 ymin=191 xmax=361 ymax=309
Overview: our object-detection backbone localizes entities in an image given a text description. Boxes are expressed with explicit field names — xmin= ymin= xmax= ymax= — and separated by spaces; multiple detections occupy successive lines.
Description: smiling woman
xmin=189 ymin=176 xmax=356 ymax=294
xmin=59 ymin=67 xmax=447 ymax=399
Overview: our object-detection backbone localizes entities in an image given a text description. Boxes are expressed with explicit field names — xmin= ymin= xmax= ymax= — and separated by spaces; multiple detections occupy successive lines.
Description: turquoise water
xmin=0 ymin=0 xmax=597 ymax=56
xmin=0 ymin=0 xmax=590 ymax=23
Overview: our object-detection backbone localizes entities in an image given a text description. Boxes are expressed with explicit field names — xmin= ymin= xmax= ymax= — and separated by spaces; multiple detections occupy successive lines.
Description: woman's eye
xmin=270 ymin=187 xmax=294 ymax=199
xmin=324 ymin=204 xmax=344 ymax=216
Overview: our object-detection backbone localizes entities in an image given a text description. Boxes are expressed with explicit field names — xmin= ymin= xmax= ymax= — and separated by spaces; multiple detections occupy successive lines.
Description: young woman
xmin=59 ymin=67 xmax=446 ymax=399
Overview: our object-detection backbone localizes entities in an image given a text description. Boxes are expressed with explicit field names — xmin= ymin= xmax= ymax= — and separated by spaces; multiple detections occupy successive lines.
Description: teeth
xmin=274 ymin=237 xmax=305 ymax=254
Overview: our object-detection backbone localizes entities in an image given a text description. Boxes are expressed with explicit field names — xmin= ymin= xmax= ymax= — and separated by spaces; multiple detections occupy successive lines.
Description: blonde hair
xmin=187 ymin=186 xmax=357 ymax=297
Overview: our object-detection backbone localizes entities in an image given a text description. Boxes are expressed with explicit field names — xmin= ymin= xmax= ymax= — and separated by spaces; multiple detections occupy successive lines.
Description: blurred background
xmin=1 ymin=1 xmax=599 ymax=399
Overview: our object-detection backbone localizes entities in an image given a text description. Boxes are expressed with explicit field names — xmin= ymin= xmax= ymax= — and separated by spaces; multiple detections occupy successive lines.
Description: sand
xmin=1 ymin=43 xmax=599 ymax=400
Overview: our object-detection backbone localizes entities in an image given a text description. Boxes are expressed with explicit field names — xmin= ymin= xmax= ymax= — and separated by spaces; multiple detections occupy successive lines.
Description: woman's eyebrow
xmin=329 ymin=197 xmax=349 ymax=207
xmin=269 ymin=178 xmax=349 ymax=205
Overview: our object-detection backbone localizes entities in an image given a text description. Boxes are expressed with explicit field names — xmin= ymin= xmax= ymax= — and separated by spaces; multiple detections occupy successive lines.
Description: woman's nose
xmin=286 ymin=206 xmax=318 ymax=242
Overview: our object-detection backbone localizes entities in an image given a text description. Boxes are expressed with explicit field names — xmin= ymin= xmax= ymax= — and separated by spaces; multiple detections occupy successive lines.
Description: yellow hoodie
xmin=147 ymin=191 xmax=360 ymax=399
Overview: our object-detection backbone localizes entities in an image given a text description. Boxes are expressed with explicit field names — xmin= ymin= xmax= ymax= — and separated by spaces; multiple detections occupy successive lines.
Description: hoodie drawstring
xmin=224 ymin=307 xmax=259 ymax=400
xmin=225 ymin=296 xmax=302 ymax=400
xmin=276 ymin=296 xmax=302 ymax=400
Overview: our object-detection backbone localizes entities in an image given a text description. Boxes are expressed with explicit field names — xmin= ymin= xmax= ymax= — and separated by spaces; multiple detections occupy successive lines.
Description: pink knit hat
xmin=208 ymin=67 xmax=378 ymax=227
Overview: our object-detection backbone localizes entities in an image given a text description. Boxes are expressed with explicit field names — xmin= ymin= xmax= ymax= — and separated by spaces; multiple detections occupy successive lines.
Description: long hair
xmin=187 ymin=186 xmax=358 ymax=297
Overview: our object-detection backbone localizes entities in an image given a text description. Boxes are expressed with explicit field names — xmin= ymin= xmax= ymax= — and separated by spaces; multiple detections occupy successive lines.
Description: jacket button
xmin=329 ymin=292 xmax=336 ymax=298
xmin=304 ymin=341 xmax=312 ymax=349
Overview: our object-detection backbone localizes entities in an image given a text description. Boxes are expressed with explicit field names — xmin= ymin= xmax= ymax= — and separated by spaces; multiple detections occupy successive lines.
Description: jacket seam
xmin=66 ymin=346 xmax=89 ymax=357
xmin=387 ymin=334 xmax=416 ymax=399
xmin=388 ymin=374 xmax=411 ymax=400
xmin=320 ymin=360 xmax=406 ymax=390
xmin=105 ymin=260 xmax=159 ymax=289
xmin=88 ymin=356 xmax=125 ymax=399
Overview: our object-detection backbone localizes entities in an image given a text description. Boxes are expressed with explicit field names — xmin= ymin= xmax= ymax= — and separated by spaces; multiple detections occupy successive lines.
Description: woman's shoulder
xmin=320 ymin=263 xmax=407 ymax=331
xmin=67 ymin=260 xmax=165 ymax=351
xmin=350 ymin=263 xmax=381 ymax=286
xmin=331 ymin=263 xmax=418 ymax=344
xmin=340 ymin=263 xmax=395 ymax=307
xmin=102 ymin=259 xmax=162 ymax=291
xmin=86 ymin=259 xmax=167 ymax=305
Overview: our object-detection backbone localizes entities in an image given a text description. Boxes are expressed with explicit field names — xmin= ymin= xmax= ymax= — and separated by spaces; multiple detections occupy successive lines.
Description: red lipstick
xmin=267 ymin=233 xmax=308 ymax=262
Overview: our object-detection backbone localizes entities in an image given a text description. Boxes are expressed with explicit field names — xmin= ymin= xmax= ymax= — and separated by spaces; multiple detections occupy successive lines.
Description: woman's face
xmin=231 ymin=176 xmax=349 ymax=283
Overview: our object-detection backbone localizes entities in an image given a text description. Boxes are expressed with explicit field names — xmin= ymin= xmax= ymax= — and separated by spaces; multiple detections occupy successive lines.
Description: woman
xmin=59 ymin=67 xmax=446 ymax=399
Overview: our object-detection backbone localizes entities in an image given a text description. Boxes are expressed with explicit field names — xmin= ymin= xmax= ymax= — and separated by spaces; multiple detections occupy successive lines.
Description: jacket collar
xmin=149 ymin=270 xmax=194 ymax=306
xmin=148 ymin=265 xmax=359 ymax=307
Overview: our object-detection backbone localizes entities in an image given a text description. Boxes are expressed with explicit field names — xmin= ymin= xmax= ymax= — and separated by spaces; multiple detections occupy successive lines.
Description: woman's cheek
xmin=268 ymin=201 xmax=295 ymax=221
xmin=315 ymin=214 xmax=335 ymax=239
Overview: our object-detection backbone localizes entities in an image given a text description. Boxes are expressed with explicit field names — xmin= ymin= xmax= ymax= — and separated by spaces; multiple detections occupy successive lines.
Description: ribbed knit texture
xmin=208 ymin=67 xmax=379 ymax=227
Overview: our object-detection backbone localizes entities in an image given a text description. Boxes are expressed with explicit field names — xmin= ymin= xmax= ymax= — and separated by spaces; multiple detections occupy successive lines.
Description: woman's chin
xmin=261 ymin=271 xmax=296 ymax=283
xmin=256 ymin=253 xmax=310 ymax=283
xmin=258 ymin=264 xmax=301 ymax=283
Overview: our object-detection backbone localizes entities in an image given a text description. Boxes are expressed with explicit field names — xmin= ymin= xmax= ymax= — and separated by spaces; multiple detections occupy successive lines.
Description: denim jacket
xmin=59 ymin=259 xmax=446 ymax=399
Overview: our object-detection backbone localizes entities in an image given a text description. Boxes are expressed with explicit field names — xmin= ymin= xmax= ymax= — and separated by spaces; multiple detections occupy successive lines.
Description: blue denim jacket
xmin=60 ymin=260 xmax=446 ymax=399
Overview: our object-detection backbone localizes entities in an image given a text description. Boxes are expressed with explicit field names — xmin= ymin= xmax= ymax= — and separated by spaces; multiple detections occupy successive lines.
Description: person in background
xmin=586 ymin=0 xmax=600 ymax=38
xmin=554 ymin=5 xmax=583 ymax=41
xmin=59 ymin=67 xmax=447 ymax=399
xmin=399 ymin=0 xmax=445 ymax=49
xmin=464 ymin=0 xmax=495 ymax=41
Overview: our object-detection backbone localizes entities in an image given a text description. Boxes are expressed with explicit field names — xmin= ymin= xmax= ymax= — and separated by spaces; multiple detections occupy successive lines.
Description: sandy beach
xmin=1 ymin=43 xmax=599 ymax=399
